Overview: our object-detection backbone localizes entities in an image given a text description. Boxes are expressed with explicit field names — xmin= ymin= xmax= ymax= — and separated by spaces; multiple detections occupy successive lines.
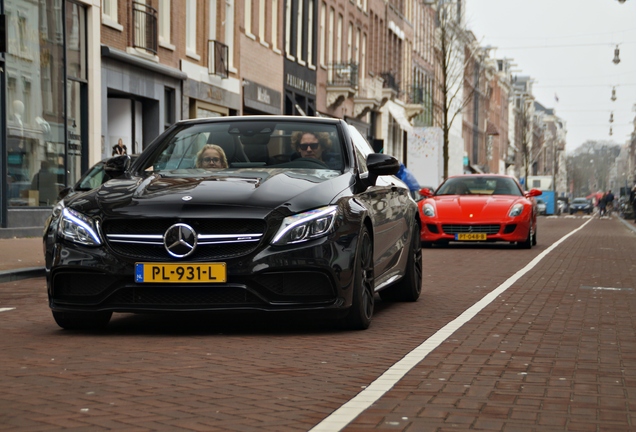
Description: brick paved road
xmin=0 ymin=216 xmax=634 ymax=431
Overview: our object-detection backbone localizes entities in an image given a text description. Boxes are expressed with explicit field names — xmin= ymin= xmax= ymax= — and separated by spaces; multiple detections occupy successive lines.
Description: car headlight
xmin=272 ymin=206 xmax=337 ymax=246
xmin=422 ymin=203 xmax=435 ymax=217
xmin=509 ymin=203 xmax=524 ymax=217
xmin=58 ymin=207 xmax=102 ymax=246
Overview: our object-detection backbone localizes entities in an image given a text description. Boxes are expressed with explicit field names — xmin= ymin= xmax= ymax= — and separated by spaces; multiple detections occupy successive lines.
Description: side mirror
xmin=57 ymin=186 xmax=71 ymax=201
xmin=419 ymin=187 xmax=434 ymax=198
xmin=365 ymin=153 xmax=399 ymax=186
xmin=104 ymin=155 xmax=132 ymax=179
xmin=525 ymin=188 xmax=542 ymax=198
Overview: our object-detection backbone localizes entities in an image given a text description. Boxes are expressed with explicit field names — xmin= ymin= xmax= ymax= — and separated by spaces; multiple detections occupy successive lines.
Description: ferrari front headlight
xmin=272 ymin=206 xmax=337 ymax=245
xmin=509 ymin=203 xmax=524 ymax=217
xmin=422 ymin=203 xmax=435 ymax=217
xmin=58 ymin=208 xmax=102 ymax=246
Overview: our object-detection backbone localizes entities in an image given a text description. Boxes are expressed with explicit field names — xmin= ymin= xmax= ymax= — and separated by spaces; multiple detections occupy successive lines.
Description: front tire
xmin=344 ymin=226 xmax=374 ymax=330
xmin=380 ymin=221 xmax=422 ymax=302
xmin=531 ymin=225 xmax=537 ymax=246
xmin=52 ymin=311 xmax=112 ymax=330
xmin=518 ymin=226 xmax=532 ymax=249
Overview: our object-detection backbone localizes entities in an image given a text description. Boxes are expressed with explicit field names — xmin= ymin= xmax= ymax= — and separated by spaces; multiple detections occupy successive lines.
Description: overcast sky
xmin=464 ymin=0 xmax=636 ymax=153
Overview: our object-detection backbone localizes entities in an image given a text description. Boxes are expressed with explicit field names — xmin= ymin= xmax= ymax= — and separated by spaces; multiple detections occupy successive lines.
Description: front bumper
xmin=420 ymin=219 xmax=531 ymax=244
xmin=46 ymin=236 xmax=357 ymax=314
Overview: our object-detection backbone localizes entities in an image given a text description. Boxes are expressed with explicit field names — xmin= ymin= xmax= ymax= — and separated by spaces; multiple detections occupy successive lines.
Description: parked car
xmin=535 ymin=198 xmax=547 ymax=215
xmin=44 ymin=116 xmax=422 ymax=330
xmin=57 ymin=155 xmax=139 ymax=201
xmin=569 ymin=197 xmax=593 ymax=215
xmin=418 ymin=174 xmax=542 ymax=249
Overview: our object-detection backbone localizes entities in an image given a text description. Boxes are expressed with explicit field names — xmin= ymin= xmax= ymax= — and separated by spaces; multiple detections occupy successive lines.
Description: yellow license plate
xmin=135 ymin=263 xmax=227 ymax=283
xmin=456 ymin=233 xmax=487 ymax=241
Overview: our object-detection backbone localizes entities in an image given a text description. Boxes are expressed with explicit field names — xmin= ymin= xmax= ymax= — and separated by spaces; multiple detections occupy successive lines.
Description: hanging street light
xmin=610 ymin=112 xmax=614 ymax=123
xmin=610 ymin=127 xmax=613 ymax=136
xmin=613 ymin=45 xmax=621 ymax=64
xmin=611 ymin=86 xmax=617 ymax=101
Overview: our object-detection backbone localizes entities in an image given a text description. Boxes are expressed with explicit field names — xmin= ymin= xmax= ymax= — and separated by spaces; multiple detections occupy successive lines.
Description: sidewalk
xmin=0 ymin=236 xmax=45 ymax=283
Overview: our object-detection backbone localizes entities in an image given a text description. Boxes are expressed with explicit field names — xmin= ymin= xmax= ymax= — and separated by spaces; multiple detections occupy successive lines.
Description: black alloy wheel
xmin=344 ymin=226 xmax=375 ymax=330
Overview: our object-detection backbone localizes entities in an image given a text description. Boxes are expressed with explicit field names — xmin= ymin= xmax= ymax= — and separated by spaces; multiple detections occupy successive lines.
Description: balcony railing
xmin=208 ymin=40 xmax=229 ymax=78
xmin=328 ymin=63 xmax=359 ymax=88
xmin=132 ymin=2 xmax=157 ymax=55
xmin=380 ymin=72 xmax=400 ymax=94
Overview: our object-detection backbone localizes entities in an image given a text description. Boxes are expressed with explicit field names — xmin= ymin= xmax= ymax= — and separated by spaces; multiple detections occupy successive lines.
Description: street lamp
xmin=613 ymin=45 xmax=621 ymax=64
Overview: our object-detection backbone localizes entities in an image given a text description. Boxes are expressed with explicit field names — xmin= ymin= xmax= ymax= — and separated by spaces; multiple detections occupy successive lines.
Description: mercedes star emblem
xmin=164 ymin=223 xmax=197 ymax=258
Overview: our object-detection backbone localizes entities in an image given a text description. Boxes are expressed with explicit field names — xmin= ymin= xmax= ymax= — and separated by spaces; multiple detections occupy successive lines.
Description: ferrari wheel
xmin=421 ymin=241 xmax=432 ymax=248
xmin=518 ymin=227 xmax=532 ymax=249
xmin=532 ymin=226 xmax=537 ymax=246
xmin=344 ymin=226 xmax=375 ymax=330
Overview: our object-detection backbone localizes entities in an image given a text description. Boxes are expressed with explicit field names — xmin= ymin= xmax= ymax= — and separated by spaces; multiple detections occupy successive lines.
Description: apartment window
xmin=285 ymin=0 xmax=293 ymax=59
xmin=226 ymin=0 xmax=236 ymax=70
xmin=158 ymin=0 xmax=172 ymax=47
xmin=347 ymin=22 xmax=352 ymax=62
xmin=336 ymin=14 xmax=342 ymax=62
xmin=361 ymin=32 xmax=366 ymax=81
xmin=328 ymin=8 xmax=334 ymax=66
xmin=102 ymin=0 xmax=117 ymax=22
xmin=319 ymin=2 xmax=326 ymax=67
xmin=258 ymin=0 xmax=267 ymax=45
xmin=186 ymin=0 xmax=198 ymax=58
xmin=355 ymin=27 xmax=360 ymax=64
xmin=307 ymin=0 xmax=314 ymax=67
xmin=209 ymin=0 xmax=217 ymax=39
xmin=244 ymin=0 xmax=253 ymax=38
xmin=272 ymin=0 xmax=279 ymax=51
xmin=296 ymin=0 xmax=304 ymax=64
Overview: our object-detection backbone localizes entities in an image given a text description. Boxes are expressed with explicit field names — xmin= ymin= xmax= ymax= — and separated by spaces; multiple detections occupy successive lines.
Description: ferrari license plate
xmin=455 ymin=233 xmax=487 ymax=241
xmin=135 ymin=263 xmax=227 ymax=283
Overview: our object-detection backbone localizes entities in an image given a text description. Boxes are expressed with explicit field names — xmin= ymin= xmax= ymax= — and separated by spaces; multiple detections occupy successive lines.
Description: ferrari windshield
xmin=139 ymin=120 xmax=344 ymax=174
xmin=436 ymin=176 xmax=523 ymax=196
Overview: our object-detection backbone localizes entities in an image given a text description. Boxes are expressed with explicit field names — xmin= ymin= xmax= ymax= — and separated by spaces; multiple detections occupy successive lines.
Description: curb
xmin=0 ymin=267 xmax=46 ymax=284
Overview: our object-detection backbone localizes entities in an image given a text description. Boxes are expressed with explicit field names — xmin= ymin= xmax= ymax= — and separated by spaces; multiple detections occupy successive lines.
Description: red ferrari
xmin=418 ymin=175 xmax=542 ymax=248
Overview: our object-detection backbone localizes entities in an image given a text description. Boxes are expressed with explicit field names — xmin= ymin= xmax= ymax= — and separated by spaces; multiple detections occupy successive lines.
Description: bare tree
xmin=434 ymin=0 xmax=483 ymax=180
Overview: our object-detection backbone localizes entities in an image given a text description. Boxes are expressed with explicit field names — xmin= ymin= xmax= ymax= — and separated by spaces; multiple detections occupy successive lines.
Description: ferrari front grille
xmin=442 ymin=224 xmax=501 ymax=234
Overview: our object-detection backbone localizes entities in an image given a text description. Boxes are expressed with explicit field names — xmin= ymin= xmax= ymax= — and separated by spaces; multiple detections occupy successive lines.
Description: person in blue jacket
xmin=396 ymin=163 xmax=420 ymax=192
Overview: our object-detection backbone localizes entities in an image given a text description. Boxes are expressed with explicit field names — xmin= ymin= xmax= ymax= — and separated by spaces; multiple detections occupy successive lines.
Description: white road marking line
xmin=310 ymin=218 xmax=593 ymax=432
xmin=0 ymin=308 xmax=16 ymax=313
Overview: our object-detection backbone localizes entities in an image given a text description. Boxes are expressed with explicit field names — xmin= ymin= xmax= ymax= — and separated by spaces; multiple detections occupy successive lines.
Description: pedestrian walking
xmin=605 ymin=189 xmax=615 ymax=216
xmin=598 ymin=193 xmax=607 ymax=217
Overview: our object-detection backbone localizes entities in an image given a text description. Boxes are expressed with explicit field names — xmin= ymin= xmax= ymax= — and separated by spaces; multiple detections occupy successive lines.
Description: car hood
xmin=429 ymin=195 xmax=524 ymax=219
xmin=69 ymin=169 xmax=353 ymax=219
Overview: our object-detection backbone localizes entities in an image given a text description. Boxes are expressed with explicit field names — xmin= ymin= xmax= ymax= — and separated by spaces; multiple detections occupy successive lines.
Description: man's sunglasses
xmin=299 ymin=143 xmax=320 ymax=151
xmin=202 ymin=157 xmax=221 ymax=164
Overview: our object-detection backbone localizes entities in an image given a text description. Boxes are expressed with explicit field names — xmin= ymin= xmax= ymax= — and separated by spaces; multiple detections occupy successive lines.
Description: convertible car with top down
xmin=418 ymin=175 xmax=542 ymax=248
xmin=44 ymin=116 xmax=422 ymax=331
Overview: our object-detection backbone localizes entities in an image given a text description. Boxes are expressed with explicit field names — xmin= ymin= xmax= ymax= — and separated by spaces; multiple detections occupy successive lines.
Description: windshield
xmin=572 ymin=198 xmax=588 ymax=204
xmin=138 ymin=120 xmax=344 ymax=175
xmin=436 ymin=176 xmax=522 ymax=196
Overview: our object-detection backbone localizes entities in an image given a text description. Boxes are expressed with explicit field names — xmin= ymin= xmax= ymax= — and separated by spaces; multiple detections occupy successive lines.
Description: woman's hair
xmin=291 ymin=131 xmax=332 ymax=151
xmin=195 ymin=144 xmax=229 ymax=168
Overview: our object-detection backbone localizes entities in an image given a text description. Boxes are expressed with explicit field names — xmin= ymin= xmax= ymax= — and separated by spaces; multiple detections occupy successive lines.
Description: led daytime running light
xmin=61 ymin=208 xmax=102 ymax=245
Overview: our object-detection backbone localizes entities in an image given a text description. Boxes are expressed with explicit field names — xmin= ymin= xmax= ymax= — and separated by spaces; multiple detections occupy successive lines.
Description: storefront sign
xmin=285 ymin=73 xmax=316 ymax=96
xmin=243 ymin=80 xmax=281 ymax=115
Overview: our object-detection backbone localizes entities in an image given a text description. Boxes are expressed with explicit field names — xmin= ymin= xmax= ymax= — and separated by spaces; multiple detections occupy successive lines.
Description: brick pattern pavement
xmin=0 ymin=217 xmax=634 ymax=431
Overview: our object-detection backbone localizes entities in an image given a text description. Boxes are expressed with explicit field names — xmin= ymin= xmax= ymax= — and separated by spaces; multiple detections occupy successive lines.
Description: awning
xmin=386 ymin=100 xmax=413 ymax=133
